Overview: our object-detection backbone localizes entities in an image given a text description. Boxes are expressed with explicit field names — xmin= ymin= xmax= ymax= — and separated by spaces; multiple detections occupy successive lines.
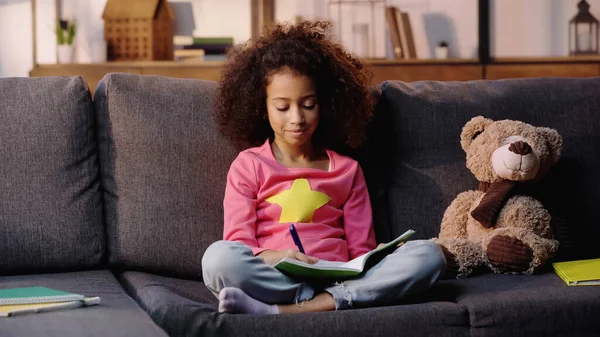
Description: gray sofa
xmin=1 ymin=73 xmax=599 ymax=337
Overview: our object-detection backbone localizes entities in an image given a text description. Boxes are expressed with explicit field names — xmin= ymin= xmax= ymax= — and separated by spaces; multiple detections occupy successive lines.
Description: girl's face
xmin=265 ymin=69 xmax=319 ymax=151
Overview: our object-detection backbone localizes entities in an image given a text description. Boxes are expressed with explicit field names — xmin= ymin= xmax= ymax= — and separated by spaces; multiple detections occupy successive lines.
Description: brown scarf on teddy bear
xmin=471 ymin=180 xmax=515 ymax=228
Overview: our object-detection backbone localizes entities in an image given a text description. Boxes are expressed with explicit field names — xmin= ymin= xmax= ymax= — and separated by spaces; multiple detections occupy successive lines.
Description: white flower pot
xmin=435 ymin=46 xmax=449 ymax=59
xmin=57 ymin=45 xmax=75 ymax=64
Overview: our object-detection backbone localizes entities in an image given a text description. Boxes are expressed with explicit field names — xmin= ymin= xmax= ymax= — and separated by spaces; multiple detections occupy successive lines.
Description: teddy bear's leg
xmin=485 ymin=229 xmax=558 ymax=274
xmin=483 ymin=195 xmax=559 ymax=274
xmin=434 ymin=238 xmax=484 ymax=278
xmin=433 ymin=190 xmax=484 ymax=278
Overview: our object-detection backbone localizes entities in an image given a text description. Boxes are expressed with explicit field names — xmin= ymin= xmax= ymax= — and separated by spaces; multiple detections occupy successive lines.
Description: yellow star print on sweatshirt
xmin=266 ymin=178 xmax=331 ymax=223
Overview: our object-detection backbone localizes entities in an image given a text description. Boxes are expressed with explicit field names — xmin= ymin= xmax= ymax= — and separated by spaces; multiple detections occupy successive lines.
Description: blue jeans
xmin=202 ymin=240 xmax=446 ymax=310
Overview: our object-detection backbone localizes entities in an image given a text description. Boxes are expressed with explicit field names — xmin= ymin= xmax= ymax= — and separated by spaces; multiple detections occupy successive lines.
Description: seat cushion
xmin=0 ymin=270 xmax=168 ymax=337
xmin=119 ymin=271 xmax=469 ymax=337
xmin=379 ymin=77 xmax=600 ymax=260
xmin=428 ymin=273 xmax=600 ymax=337
xmin=94 ymin=73 xmax=239 ymax=279
xmin=0 ymin=76 xmax=104 ymax=275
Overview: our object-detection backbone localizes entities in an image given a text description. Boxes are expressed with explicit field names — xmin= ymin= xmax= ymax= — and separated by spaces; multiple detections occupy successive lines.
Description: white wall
xmin=1 ymin=0 xmax=600 ymax=77
xmin=275 ymin=0 xmax=478 ymax=59
xmin=386 ymin=0 xmax=478 ymax=59
xmin=170 ymin=0 xmax=250 ymax=45
xmin=0 ymin=0 xmax=32 ymax=78
xmin=61 ymin=0 xmax=107 ymax=64
xmin=36 ymin=0 xmax=59 ymax=64
xmin=491 ymin=0 xmax=591 ymax=57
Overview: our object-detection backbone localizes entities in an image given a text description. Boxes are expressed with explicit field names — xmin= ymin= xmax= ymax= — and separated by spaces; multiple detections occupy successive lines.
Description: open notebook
xmin=274 ymin=229 xmax=415 ymax=279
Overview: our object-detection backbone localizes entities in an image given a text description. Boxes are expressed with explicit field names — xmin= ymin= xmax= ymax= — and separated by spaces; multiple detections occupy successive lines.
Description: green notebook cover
xmin=0 ymin=287 xmax=85 ymax=305
xmin=192 ymin=37 xmax=234 ymax=45
xmin=274 ymin=229 xmax=415 ymax=280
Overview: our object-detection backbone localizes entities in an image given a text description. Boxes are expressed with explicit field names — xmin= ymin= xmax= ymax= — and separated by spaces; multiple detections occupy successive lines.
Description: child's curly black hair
xmin=214 ymin=21 xmax=375 ymax=151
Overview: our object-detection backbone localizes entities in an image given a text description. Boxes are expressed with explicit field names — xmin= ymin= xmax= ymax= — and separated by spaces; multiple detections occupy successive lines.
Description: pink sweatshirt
xmin=223 ymin=140 xmax=377 ymax=262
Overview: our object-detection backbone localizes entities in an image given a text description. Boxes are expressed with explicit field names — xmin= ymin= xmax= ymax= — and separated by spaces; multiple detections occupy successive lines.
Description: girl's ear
xmin=460 ymin=116 xmax=494 ymax=153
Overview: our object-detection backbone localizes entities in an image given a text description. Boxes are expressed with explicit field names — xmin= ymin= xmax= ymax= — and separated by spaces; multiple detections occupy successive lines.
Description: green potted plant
xmin=56 ymin=19 xmax=76 ymax=63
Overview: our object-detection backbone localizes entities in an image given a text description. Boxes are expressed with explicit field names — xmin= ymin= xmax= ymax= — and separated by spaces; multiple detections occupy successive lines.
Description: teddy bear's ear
xmin=538 ymin=127 xmax=562 ymax=164
xmin=460 ymin=116 xmax=494 ymax=152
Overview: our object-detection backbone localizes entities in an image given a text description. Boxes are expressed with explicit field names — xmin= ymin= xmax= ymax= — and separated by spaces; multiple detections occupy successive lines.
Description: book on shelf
xmin=174 ymin=49 xmax=205 ymax=62
xmin=385 ymin=7 xmax=404 ymax=59
xmin=174 ymin=35 xmax=233 ymax=60
xmin=192 ymin=37 xmax=234 ymax=45
xmin=553 ymin=258 xmax=600 ymax=286
xmin=273 ymin=229 xmax=415 ymax=279
xmin=174 ymin=36 xmax=233 ymax=47
xmin=385 ymin=7 xmax=417 ymax=60
xmin=396 ymin=10 xmax=417 ymax=59
xmin=182 ymin=44 xmax=231 ymax=55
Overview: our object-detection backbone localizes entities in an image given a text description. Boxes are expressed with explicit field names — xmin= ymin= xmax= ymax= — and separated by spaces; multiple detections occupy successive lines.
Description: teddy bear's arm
xmin=439 ymin=190 xmax=482 ymax=239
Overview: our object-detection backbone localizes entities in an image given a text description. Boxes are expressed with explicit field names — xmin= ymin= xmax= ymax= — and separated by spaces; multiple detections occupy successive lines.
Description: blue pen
xmin=289 ymin=224 xmax=305 ymax=254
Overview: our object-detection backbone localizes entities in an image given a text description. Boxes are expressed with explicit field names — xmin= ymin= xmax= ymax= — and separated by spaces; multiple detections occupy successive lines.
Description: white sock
xmin=218 ymin=287 xmax=279 ymax=314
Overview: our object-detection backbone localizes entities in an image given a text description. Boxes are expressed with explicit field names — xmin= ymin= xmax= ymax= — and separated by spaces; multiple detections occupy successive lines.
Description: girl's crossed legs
xmin=201 ymin=239 xmax=446 ymax=314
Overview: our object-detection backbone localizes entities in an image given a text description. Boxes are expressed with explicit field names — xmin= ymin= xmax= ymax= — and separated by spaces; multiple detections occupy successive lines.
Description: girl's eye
xmin=303 ymin=104 xmax=316 ymax=110
xmin=276 ymin=107 xmax=289 ymax=112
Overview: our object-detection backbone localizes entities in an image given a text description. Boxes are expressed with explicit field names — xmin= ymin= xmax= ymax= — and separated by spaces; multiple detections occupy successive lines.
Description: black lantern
xmin=569 ymin=0 xmax=599 ymax=55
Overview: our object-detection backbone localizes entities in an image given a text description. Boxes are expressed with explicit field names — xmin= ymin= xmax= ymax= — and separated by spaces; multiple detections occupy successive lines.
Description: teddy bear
xmin=434 ymin=116 xmax=562 ymax=278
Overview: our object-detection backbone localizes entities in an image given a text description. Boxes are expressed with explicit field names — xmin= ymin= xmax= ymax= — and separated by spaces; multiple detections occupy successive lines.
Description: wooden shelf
xmin=34 ymin=61 xmax=225 ymax=68
xmin=29 ymin=57 xmax=600 ymax=95
xmin=491 ymin=56 xmax=600 ymax=64
xmin=363 ymin=58 xmax=480 ymax=65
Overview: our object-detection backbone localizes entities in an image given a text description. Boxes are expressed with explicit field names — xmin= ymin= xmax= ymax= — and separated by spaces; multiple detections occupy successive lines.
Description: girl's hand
xmin=257 ymin=249 xmax=319 ymax=265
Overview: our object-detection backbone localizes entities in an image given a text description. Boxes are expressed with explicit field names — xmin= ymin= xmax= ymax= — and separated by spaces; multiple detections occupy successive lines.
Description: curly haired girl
xmin=202 ymin=21 xmax=445 ymax=314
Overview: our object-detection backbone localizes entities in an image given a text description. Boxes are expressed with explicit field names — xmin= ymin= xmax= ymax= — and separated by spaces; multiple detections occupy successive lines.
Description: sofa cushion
xmin=429 ymin=273 xmax=600 ymax=337
xmin=379 ymin=77 xmax=600 ymax=259
xmin=94 ymin=73 xmax=239 ymax=279
xmin=0 ymin=76 xmax=104 ymax=275
xmin=0 ymin=270 xmax=168 ymax=337
xmin=120 ymin=271 xmax=469 ymax=337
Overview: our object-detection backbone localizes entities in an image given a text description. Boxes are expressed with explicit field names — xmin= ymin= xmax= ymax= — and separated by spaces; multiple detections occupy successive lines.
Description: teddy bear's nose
xmin=508 ymin=141 xmax=532 ymax=155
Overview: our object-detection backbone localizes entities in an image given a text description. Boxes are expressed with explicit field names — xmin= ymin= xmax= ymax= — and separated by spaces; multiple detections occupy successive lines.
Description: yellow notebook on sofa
xmin=552 ymin=258 xmax=600 ymax=286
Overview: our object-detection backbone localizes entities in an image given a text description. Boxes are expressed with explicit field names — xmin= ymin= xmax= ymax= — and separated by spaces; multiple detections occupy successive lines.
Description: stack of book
xmin=385 ymin=7 xmax=417 ymax=60
xmin=174 ymin=36 xmax=234 ymax=62
xmin=0 ymin=286 xmax=100 ymax=317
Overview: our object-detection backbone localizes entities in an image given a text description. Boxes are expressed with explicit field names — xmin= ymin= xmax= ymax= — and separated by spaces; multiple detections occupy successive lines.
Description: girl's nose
xmin=289 ymin=107 xmax=305 ymax=124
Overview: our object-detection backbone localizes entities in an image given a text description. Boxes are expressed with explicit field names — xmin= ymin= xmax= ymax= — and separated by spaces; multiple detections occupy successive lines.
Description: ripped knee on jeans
xmin=334 ymin=282 xmax=353 ymax=308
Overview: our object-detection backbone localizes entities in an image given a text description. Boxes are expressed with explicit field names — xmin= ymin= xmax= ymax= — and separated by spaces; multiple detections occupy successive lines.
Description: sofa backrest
xmin=94 ymin=73 xmax=239 ymax=279
xmin=93 ymin=73 xmax=599 ymax=279
xmin=0 ymin=76 xmax=105 ymax=275
xmin=379 ymin=77 xmax=600 ymax=260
